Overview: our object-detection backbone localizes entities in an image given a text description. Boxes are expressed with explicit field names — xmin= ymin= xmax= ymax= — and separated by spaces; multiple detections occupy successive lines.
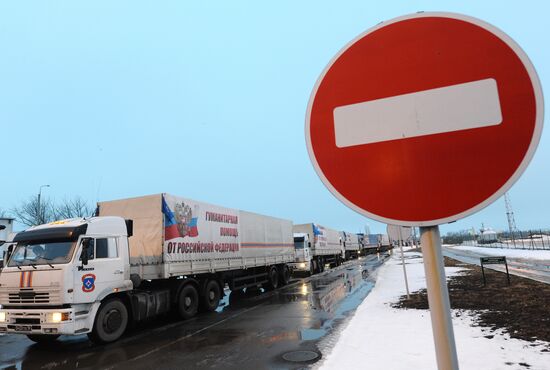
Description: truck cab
xmin=290 ymin=233 xmax=312 ymax=274
xmin=0 ymin=217 xmax=133 ymax=343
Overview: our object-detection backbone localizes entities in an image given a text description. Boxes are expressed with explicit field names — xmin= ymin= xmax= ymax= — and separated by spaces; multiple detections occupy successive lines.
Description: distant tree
xmin=53 ymin=197 xmax=93 ymax=220
xmin=0 ymin=207 xmax=8 ymax=218
xmin=11 ymin=195 xmax=55 ymax=226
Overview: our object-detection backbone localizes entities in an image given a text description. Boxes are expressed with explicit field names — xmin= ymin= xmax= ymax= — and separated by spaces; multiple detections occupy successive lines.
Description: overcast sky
xmin=1 ymin=1 xmax=548 ymax=235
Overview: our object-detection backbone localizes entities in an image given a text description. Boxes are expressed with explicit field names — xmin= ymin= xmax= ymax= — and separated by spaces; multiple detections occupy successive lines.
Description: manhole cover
xmin=282 ymin=350 xmax=320 ymax=363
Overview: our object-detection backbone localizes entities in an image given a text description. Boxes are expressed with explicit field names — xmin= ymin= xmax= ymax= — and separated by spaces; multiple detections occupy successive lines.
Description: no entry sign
xmin=306 ymin=12 xmax=543 ymax=226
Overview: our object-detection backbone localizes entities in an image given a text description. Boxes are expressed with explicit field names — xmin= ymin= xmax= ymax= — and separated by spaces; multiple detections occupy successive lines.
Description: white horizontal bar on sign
xmin=333 ymin=78 xmax=502 ymax=148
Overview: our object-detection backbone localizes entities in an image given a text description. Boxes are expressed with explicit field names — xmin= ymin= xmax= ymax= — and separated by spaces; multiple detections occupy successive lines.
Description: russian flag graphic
xmin=162 ymin=197 xmax=181 ymax=240
xmin=188 ymin=217 xmax=199 ymax=237
xmin=313 ymin=224 xmax=322 ymax=236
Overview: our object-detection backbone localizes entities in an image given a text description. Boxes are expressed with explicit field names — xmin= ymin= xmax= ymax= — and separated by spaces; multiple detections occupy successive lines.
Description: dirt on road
xmin=394 ymin=257 xmax=550 ymax=349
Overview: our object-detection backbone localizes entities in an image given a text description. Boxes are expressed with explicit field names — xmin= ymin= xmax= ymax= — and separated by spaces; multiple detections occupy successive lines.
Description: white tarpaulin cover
xmin=99 ymin=193 xmax=294 ymax=278
xmin=293 ymin=223 xmax=343 ymax=256
xmin=98 ymin=194 xmax=163 ymax=266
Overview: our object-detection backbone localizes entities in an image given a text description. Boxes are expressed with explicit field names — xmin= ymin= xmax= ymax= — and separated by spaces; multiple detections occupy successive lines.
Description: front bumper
xmin=290 ymin=261 xmax=310 ymax=272
xmin=0 ymin=307 xmax=83 ymax=335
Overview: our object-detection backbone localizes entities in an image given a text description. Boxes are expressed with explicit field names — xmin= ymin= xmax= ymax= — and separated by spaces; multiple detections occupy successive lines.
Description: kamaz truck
xmin=0 ymin=194 xmax=294 ymax=344
xmin=341 ymin=231 xmax=360 ymax=260
xmin=291 ymin=223 xmax=343 ymax=275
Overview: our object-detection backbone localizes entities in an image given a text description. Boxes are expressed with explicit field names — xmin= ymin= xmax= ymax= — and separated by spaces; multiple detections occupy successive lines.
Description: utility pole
xmin=38 ymin=184 xmax=50 ymax=225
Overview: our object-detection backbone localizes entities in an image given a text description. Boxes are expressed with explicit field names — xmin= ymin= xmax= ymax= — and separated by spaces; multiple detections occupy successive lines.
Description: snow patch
xmin=316 ymin=252 xmax=550 ymax=370
xmin=451 ymin=245 xmax=550 ymax=261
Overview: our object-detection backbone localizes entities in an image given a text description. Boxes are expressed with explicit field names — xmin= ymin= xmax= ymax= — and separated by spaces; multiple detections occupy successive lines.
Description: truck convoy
xmin=0 ymin=194 xmax=294 ymax=344
xmin=291 ymin=223 xmax=343 ymax=274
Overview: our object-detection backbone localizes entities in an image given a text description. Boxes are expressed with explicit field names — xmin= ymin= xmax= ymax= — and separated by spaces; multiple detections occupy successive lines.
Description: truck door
xmin=73 ymin=237 xmax=124 ymax=303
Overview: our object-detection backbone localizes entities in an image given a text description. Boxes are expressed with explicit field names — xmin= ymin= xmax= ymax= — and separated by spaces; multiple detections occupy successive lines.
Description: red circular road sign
xmin=306 ymin=12 xmax=543 ymax=227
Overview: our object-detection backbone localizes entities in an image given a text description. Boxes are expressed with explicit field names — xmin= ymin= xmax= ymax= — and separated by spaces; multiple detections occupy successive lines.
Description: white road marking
xmin=333 ymin=78 xmax=502 ymax=148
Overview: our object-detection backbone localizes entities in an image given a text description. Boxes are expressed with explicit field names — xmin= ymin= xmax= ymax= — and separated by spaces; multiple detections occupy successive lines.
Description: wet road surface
xmin=0 ymin=254 xmax=389 ymax=370
xmin=443 ymin=247 xmax=550 ymax=284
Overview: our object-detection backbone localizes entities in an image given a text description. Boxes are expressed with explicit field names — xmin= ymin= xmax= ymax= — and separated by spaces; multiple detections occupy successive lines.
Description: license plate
xmin=15 ymin=325 xmax=32 ymax=332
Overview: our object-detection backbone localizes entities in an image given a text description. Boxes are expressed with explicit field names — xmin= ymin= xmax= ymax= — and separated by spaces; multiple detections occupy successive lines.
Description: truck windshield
xmin=294 ymin=237 xmax=305 ymax=249
xmin=7 ymin=241 xmax=77 ymax=267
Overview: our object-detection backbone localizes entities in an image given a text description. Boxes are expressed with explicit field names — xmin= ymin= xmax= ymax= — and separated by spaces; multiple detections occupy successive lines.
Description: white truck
xmin=0 ymin=194 xmax=294 ymax=344
xmin=291 ymin=223 xmax=343 ymax=275
xmin=340 ymin=231 xmax=360 ymax=260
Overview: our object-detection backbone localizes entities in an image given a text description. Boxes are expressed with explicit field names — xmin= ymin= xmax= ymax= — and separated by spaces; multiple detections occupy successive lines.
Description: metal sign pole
xmin=420 ymin=225 xmax=459 ymax=370
xmin=398 ymin=227 xmax=410 ymax=298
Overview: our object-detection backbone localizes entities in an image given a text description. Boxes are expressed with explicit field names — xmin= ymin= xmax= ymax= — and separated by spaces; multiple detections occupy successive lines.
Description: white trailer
xmin=362 ymin=234 xmax=382 ymax=254
xmin=379 ymin=234 xmax=392 ymax=251
xmin=0 ymin=194 xmax=294 ymax=344
xmin=341 ymin=231 xmax=360 ymax=260
xmin=291 ymin=223 xmax=343 ymax=274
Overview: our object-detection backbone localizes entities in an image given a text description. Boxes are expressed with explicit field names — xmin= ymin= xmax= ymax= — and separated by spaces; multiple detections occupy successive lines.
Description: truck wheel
xmin=200 ymin=280 xmax=221 ymax=312
xmin=318 ymin=258 xmax=325 ymax=273
xmin=279 ymin=265 xmax=291 ymax=285
xmin=178 ymin=284 xmax=199 ymax=319
xmin=309 ymin=260 xmax=316 ymax=276
xmin=88 ymin=298 xmax=129 ymax=344
xmin=266 ymin=266 xmax=279 ymax=290
xmin=27 ymin=334 xmax=60 ymax=344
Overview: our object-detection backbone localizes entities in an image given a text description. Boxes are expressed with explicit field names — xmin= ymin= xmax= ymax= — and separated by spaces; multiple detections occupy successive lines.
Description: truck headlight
xmin=299 ymin=263 xmax=306 ymax=269
xmin=47 ymin=312 xmax=69 ymax=323
xmin=0 ymin=311 xmax=6 ymax=323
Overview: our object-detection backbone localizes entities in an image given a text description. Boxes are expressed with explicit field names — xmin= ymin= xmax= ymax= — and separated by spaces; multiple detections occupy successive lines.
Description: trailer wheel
xmin=200 ymin=280 xmax=221 ymax=312
xmin=279 ymin=265 xmax=291 ymax=285
xmin=88 ymin=298 xmax=129 ymax=344
xmin=265 ymin=266 xmax=279 ymax=290
xmin=178 ymin=284 xmax=199 ymax=319
xmin=318 ymin=258 xmax=325 ymax=273
xmin=27 ymin=334 xmax=60 ymax=344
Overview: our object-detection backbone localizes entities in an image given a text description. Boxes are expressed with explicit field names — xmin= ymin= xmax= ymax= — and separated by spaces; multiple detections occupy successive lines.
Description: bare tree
xmin=11 ymin=195 xmax=55 ymax=226
xmin=0 ymin=208 xmax=8 ymax=218
xmin=53 ymin=197 xmax=93 ymax=220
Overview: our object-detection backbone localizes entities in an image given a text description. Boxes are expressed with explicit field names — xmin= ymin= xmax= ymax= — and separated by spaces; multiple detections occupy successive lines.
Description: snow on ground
xmin=451 ymin=245 xmax=550 ymax=261
xmin=316 ymin=252 xmax=550 ymax=370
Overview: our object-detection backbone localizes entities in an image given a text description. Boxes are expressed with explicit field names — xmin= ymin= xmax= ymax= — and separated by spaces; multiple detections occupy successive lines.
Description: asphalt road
xmin=442 ymin=246 xmax=550 ymax=284
xmin=0 ymin=253 xmax=389 ymax=370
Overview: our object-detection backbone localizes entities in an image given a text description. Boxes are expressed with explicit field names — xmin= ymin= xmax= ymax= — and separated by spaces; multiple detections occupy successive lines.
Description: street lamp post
xmin=38 ymin=184 xmax=50 ymax=224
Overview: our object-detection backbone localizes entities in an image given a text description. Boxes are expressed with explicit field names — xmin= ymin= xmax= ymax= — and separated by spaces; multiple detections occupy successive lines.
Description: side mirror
xmin=80 ymin=238 xmax=91 ymax=266
xmin=1 ymin=245 xmax=13 ymax=269
xmin=308 ymin=242 xmax=311 ymax=249
xmin=6 ymin=245 xmax=13 ymax=264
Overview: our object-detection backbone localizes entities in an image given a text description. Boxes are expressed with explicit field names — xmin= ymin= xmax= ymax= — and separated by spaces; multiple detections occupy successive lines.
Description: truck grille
xmin=8 ymin=289 xmax=50 ymax=304
xmin=15 ymin=318 xmax=41 ymax=325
